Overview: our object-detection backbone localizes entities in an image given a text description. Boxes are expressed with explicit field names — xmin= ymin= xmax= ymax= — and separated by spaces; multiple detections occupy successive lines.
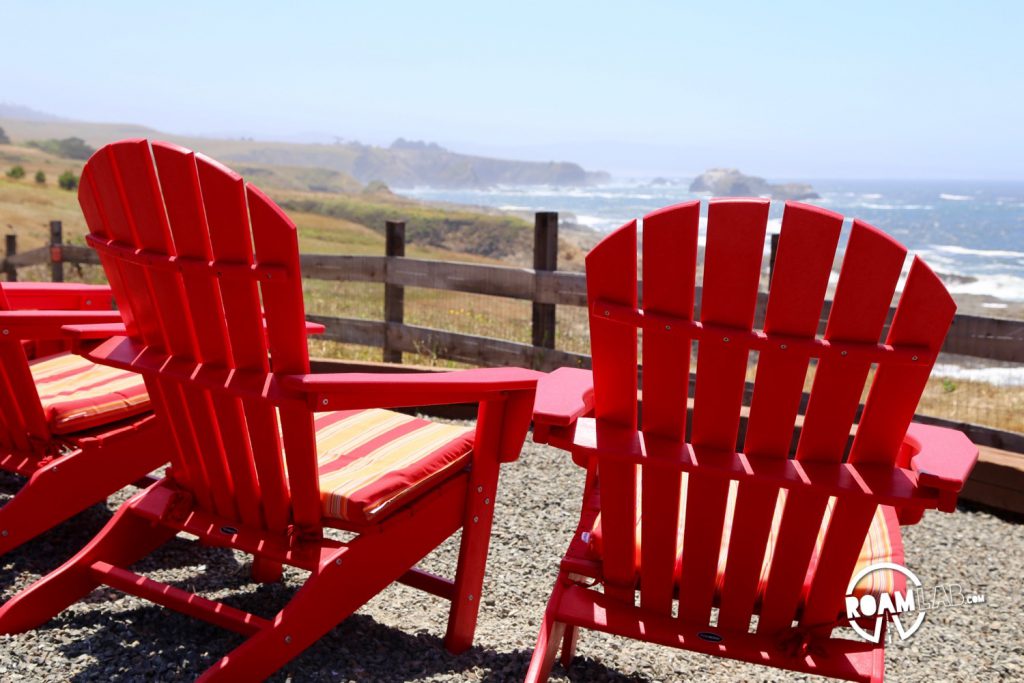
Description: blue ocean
xmin=399 ymin=179 xmax=1024 ymax=306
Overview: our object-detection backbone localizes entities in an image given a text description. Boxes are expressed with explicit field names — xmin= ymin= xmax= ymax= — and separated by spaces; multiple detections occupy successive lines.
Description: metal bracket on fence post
xmin=532 ymin=212 xmax=558 ymax=364
xmin=3 ymin=234 xmax=16 ymax=282
xmin=384 ymin=220 xmax=406 ymax=364
xmin=49 ymin=221 xmax=63 ymax=283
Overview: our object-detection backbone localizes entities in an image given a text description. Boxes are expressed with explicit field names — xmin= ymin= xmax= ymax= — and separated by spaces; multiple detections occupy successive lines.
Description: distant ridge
xmin=0 ymin=103 xmax=66 ymax=122
xmin=0 ymin=106 xmax=610 ymax=189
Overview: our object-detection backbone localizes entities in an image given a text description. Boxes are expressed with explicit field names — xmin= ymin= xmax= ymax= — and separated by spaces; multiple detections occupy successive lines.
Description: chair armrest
xmin=2 ymin=282 xmax=114 ymax=310
xmin=281 ymin=367 xmax=541 ymax=411
xmin=902 ymin=423 xmax=979 ymax=512
xmin=284 ymin=367 xmax=540 ymax=463
xmin=533 ymin=368 xmax=595 ymax=427
xmin=62 ymin=319 xmax=323 ymax=342
xmin=0 ymin=310 xmax=123 ymax=339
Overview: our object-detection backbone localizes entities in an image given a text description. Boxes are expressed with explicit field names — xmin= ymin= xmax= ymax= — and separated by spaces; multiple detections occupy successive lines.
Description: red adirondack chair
xmin=0 ymin=139 xmax=539 ymax=680
xmin=0 ymin=281 xmax=164 ymax=555
xmin=527 ymin=200 xmax=978 ymax=682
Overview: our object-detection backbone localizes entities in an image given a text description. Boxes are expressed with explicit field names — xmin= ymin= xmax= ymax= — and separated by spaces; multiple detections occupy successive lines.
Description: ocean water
xmin=399 ymin=179 xmax=1024 ymax=305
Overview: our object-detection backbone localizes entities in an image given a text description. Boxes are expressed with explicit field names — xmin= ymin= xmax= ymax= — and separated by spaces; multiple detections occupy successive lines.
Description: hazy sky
xmin=3 ymin=1 xmax=1022 ymax=179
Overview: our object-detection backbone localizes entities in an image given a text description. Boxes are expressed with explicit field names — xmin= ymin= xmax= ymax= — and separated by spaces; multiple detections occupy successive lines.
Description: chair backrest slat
xmin=717 ymin=202 xmax=842 ymax=631
xmin=690 ymin=199 xmax=768 ymax=450
xmin=638 ymin=201 xmax=699 ymax=613
xmin=586 ymin=223 xmax=639 ymax=600
xmin=849 ymin=258 xmax=956 ymax=466
xmin=744 ymin=203 xmax=842 ymax=458
xmin=248 ymin=184 xmax=316 ymax=532
xmin=679 ymin=198 xmax=768 ymax=625
xmin=795 ymin=221 xmax=907 ymax=463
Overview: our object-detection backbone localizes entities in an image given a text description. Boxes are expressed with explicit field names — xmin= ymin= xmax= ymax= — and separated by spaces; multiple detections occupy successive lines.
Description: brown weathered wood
xmin=389 ymin=258 xmax=536 ymax=298
xmin=299 ymin=254 xmax=385 ymax=282
xmin=532 ymin=212 xmax=558 ymax=348
xmin=536 ymin=271 xmax=587 ymax=306
xmin=49 ymin=220 xmax=63 ymax=282
xmin=3 ymin=233 xmax=16 ymax=282
xmin=305 ymin=314 xmax=386 ymax=349
xmin=958 ymin=445 xmax=1024 ymax=516
xmin=388 ymin=323 xmax=588 ymax=371
xmin=56 ymin=244 xmax=101 ymax=264
xmin=383 ymin=221 xmax=406 ymax=363
xmin=942 ymin=314 xmax=1024 ymax=363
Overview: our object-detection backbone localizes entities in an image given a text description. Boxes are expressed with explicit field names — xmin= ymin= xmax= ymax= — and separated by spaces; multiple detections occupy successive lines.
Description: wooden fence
xmin=4 ymin=215 xmax=1023 ymax=460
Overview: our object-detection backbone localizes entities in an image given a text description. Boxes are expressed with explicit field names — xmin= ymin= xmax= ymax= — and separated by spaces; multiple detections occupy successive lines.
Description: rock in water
xmin=689 ymin=168 xmax=819 ymax=200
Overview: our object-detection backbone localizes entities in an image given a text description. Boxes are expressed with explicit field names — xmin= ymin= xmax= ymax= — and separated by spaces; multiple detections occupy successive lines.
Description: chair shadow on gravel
xmin=52 ymin=603 xmax=648 ymax=683
xmin=3 ymin=468 xmax=645 ymax=682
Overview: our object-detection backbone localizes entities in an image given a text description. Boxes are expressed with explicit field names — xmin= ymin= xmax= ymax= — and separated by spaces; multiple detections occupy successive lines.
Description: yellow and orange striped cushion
xmin=30 ymin=352 xmax=151 ymax=435
xmin=588 ymin=479 xmax=898 ymax=602
xmin=314 ymin=409 xmax=474 ymax=523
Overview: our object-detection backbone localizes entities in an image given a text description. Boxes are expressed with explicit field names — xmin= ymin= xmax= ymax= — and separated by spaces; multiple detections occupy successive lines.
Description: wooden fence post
xmin=49 ymin=220 xmax=63 ymax=283
xmin=3 ymin=234 xmax=16 ymax=282
xmin=383 ymin=220 xmax=406 ymax=363
xmin=532 ymin=212 xmax=558 ymax=349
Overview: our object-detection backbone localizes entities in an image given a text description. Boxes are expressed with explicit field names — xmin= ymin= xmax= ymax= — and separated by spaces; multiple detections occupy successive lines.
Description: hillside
xmin=0 ymin=115 xmax=609 ymax=189
xmin=0 ymin=142 xmax=587 ymax=267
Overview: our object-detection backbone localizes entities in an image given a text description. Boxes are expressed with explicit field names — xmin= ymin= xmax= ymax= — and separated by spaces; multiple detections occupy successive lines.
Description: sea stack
xmin=690 ymin=168 xmax=819 ymax=200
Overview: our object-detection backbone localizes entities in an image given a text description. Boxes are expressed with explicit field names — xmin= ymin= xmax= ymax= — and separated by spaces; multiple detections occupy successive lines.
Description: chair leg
xmin=250 ymin=557 xmax=283 ymax=583
xmin=0 ymin=500 xmax=174 ymax=634
xmin=0 ymin=435 xmax=162 ymax=555
xmin=559 ymin=623 xmax=579 ymax=669
xmin=444 ymin=399 xmax=509 ymax=654
xmin=525 ymin=609 xmax=567 ymax=683
xmin=444 ymin=458 xmax=502 ymax=653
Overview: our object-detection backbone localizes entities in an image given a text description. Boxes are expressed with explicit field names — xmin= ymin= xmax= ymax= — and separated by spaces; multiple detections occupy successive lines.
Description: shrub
xmin=26 ymin=137 xmax=95 ymax=160
xmin=34 ymin=170 xmax=46 ymax=184
xmin=6 ymin=165 xmax=25 ymax=179
xmin=0 ymin=127 xmax=9 ymax=145
xmin=58 ymin=170 xmax=78 ymax=191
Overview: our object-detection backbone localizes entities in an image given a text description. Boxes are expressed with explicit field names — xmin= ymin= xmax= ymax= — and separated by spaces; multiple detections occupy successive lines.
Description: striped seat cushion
xmin=315 ymin=409 xmax=474 ymax=523
xmin=587 ymin=479 xmax=900 ymax=603
xmin=30 ymin=352 xmax=151 ymax=434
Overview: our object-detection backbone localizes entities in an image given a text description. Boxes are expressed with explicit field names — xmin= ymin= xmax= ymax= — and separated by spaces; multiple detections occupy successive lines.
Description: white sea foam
xmin=939 ymin=193 xmax=972 ymax=201
xmin=931 ymin=364 xmax=1024 ymax=387
xmin=857 ymin=202 xmax=934 ymax=211
xmin=933 ymin=244 xmax=1024 ymax=259
xmin=861 ymin=193 xmax=883 ymax=200
xmin=573 ymin=214 xmax=627 ymax=231
xmin=946 ymin=274 xmax=1024 ymax=302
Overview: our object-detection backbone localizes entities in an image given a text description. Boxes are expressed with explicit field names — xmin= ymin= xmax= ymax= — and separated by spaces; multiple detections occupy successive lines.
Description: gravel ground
xmin=0 ymin=436 xmax=1021 ymax=682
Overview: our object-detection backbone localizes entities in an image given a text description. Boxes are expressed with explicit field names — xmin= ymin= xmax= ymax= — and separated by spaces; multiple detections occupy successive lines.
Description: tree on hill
xmin=35 ymin=170 xmax=46 ymax=184
xmin=27 ymin=137 xmax=95 ymax=160
xmin=6 ymin=165 xmax=25 ymax=179
xmin=0 ymin=127 xmax=10 ymax=145
xmin=58 ymin=170 xmax=78 ymax=190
